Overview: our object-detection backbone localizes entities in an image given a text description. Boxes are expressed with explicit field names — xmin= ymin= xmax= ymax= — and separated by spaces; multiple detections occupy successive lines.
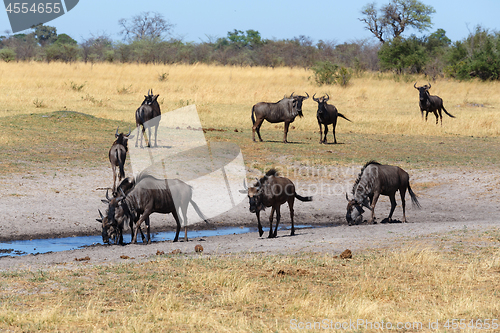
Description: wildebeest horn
xmin=96 ymin=209 xmax=104 ymax=223
xmin=345 ymin=193 xmax=349 ymax=201
xmin=115 ymin=127 xmax=119 ymax=138
xmin=120 ymin=187 xmax=126 ymax=198
xmin=239 ymin=179 xmax=249 ymax=194
xmin=106 ymin=189 xmax=111 ymax=201
xmin=414 ymin=82 xmax=418 ymax=89
xmin=127 ymin=127 xmax=131 ymax=136
xmin=427 ymin=82 xmax=431 ymax=89
xmin=325 ymin=93 xmax=330 ymax=102
xmin=304 ymin=92 xmax=309 ymax=99
xmin=313 ymin=93 xmax=318 ymax=102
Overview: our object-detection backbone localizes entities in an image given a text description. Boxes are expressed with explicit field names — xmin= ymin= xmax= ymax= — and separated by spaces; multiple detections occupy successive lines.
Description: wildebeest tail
xmin=338 ymin=113 xmax=352 ymax=122
xmin=190 ymin=199 xmax=209 ymax=223
xmin=115 ymin=150 xmax=125 ymax=179
xmin=251 ymin=105 xmax=256 ymax=125
xmin=295 ymin=193 xmax=313 ymax=202
xmin=407 ymin=183 xmax=421 ymax=209
xmin=442 ymin=106 xmax=455 ymax=118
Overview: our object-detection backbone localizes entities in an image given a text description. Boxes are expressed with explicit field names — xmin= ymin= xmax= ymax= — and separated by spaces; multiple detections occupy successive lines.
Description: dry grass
xmin=0 ymin=228 xmax=499 ymax=331
xmin=1 ymin=62 xmax=500 ymax=138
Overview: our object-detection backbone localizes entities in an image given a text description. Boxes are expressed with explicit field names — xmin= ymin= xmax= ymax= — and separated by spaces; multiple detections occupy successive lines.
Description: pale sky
xmin=1 ymin=0 xmax=499 ymax=44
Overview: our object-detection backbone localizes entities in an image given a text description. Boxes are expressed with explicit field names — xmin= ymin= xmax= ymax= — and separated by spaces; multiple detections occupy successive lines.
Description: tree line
xmin=1 ymin=1 xmax=499 ymax=82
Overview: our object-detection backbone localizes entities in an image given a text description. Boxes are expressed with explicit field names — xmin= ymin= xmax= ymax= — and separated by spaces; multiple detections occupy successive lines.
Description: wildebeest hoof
xmin=258 ymin=229 xmax=264 ymax=237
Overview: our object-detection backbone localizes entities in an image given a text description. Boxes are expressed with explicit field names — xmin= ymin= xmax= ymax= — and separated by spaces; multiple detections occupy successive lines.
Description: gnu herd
xmin=98 ymin=83 xmax=452 ymax=245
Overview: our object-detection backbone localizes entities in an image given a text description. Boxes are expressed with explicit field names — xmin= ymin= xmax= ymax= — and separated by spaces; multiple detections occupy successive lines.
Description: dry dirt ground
xmin=0 ymin=165 xmax=499 ymax=270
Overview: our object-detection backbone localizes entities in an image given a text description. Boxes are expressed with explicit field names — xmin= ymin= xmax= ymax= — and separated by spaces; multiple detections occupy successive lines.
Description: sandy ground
xmin=0 ymin=165 xmax=499 ymax=270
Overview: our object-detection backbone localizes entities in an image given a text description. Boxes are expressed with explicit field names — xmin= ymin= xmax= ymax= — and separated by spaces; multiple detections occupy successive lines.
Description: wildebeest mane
xmin=253 ymin=168 xmax=279 ymax=187
xmin=352 ymin=160 xmax=380 ymax=194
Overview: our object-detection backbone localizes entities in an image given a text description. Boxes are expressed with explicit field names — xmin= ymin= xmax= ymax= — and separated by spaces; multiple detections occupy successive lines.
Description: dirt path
xmin=0 ymin=165 xmax=499 ymax=270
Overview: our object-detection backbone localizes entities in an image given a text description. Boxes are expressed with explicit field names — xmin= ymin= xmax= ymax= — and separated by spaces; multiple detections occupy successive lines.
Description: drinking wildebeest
xmin=135 ymin=89 xmax=161 ymax=147
xmin=251 ymin=92 xmax=309 ymax=143
xmin=106 ymin=173 xmax=208 ymax=244
xmin=414 ymin=82 xmax=455 ymax=125
xmin=312 ymin=93 xmax=351 ymax=144
xmin=109 ymin=127 xmax=133 ymax=193
xmin=97 ymin=176 xmax=145 ymax=245
xmin=346 ymin=161 xmax=420 ymax=225
xmin=240 ymin=169 xmax=312 ymax=238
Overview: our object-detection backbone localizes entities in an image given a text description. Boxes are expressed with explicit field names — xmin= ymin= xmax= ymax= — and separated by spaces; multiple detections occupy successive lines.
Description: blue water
xmin=0 ymin=225 xmax=312 ymax=257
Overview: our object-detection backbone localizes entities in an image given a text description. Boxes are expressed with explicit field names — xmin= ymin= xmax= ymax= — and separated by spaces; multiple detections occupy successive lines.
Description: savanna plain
xmin=0 ymin=62 xmax=500 ymax=332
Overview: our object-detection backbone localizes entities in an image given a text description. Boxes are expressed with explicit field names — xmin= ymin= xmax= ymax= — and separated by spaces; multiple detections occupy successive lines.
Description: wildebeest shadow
xmin=379 ymin=218 xmax=403 ymax=224
xmin=135 ymin=145 xmax=173 ymax=149
xmin=320 ymin=141 xmax=346 ymax=145
xmin=261 ymin=140 xmax=304 ymax=145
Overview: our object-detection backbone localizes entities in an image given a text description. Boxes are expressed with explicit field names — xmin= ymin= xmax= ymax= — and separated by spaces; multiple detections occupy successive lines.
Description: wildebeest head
xmin=312 ymin=93 xmax=330 ymax=114
xmin=414 ymin=82 xmax=431 ymax=102
xmin=239 ymin=179 xmax=265 ymax=213
xmin=101 ymin=189 xmax=129 ymax=245
xmin=113 ymin=127 xmax=133 ymax=148
xmin=285 ymin=92 xmax=309 ymax=118
xmin=345 ymin=193 xmax=370 ymax=226
xmin=142 ymin=89 xmax=159 ymax=106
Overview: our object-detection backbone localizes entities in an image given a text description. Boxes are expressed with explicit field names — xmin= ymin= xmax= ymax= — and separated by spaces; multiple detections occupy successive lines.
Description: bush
xmin=0 ymin=48 xmax=16 ymax=62
xmin=311 ymin=61 xmax=352 ymax=86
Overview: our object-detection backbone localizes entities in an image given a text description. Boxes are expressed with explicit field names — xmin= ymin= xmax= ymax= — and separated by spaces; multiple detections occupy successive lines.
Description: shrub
xmin=0 ymin=48 xmax=16 ymax=62
xmin=311 ymin=61 xmax=352 ymax=87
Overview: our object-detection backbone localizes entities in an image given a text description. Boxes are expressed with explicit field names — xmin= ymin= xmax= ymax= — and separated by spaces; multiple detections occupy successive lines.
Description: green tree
xmin=33 ymin=24 xmax=57 ymax=46
xmin=359 ymin=0 xmax=435 ymax=43
xmin=0 ymin=48 xmax=16 ymax=62
xmin=378 ymin=36 xmax=428 ymax=73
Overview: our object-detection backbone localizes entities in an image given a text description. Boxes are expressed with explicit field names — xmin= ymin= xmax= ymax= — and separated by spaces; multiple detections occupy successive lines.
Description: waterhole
xmin=0 ymin=225 xmax=313 ymax=257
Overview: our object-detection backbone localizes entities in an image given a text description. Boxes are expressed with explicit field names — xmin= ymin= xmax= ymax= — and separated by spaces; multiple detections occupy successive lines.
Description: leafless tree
xmin=359 ymin=0 xmax=435 ymax=43
xmin=119 ymin=11 xmax=174 ymax=41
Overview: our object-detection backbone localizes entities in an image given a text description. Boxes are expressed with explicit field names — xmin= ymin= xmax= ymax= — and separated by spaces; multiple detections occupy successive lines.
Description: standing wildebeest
xmin=414 ymin=82 xmax=455 ymax=125
xmin=109 ymin=127 xmax=133 ymax=193
xmin=106 ymin=173 xmax=208 ymax=244
xmin=313 ymin=93 xmax=351 ymax=144
xmin=251 ymin=92 xmax=309 ymax=143
xmin=135 ymin=89 xmax=161 ymax=147
xmin=240 ymin=169 xmax=312 ymax=238
xmin=346 ymin=161 xmax=420 ymax=225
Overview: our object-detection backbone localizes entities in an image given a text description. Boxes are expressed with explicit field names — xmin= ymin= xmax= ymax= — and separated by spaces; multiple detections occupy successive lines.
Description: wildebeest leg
xmin=153 ymin=124 xmax=159 ymax=147
xmin=288 ymin=197 xmax=295 ymax=236
xmin=434 ymin=111 xmax=439 ymax=125
xmin=369 ymin=193 xmax=380 ymax=224
xmin=268 ymin=206 xmax=275 ymax=238
xmin=145 ymin=216 xmax=151 ymax=244
xmin=400 ymin=188 xmax=407 ymax=223
xmin=172 ymin=209 xmax=181 ymax=242
xmin=318 ymin=121 xmax=324 ymax=144
xmin=323 ymin=124 xmax=329 ymax=144
xmin=146 ymin=126 xmax=152 ymax=147
xmin=179 ymin=205 xmax=189 ymax=242
xmin=252 ymin=118 xmax=264 ymax=142
xmin=437 ymin=109 xmax=443 ymax=126
xmin=132 ymin=211 xmax=151 ymax=243
xmin=425 ymin=111 xmax=429 ymax=122
xmin=255 ymin=211 xmax=264 ymax=237
xmin=283 ymin=122 xmax=290 ymax=143
xmin=273 ymin=205 xmax=281 ymax=238
xmin=388 ymin=194 xmax=397 ymax=222
xmin=112 ymin=165 xmax=117 ymax=192
xmin=135 ymin=124 xmax=140 ymax=147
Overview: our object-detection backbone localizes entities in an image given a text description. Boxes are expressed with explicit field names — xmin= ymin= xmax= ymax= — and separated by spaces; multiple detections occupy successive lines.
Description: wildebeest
xmin=414 ymin=82 xmax=455 ymax=125
xmin=135 ymin=89 xmax=161 ymax=147
xmin=97 ymin=176 xmax=144 ymax=245
xmin=251 ymin=92 xmax=309 ymax=143
xmin=346 ymin=161 xmax=420 ymax=225
xmin=105 ymin=173 xmax=208 ymax=244
xmin=240 ymin=169 xmax=312 ymax=238
xmin=109 ymin=127 xmax=133 ymax=193
xmin=312 ymin=93 xmax=351 ymax=144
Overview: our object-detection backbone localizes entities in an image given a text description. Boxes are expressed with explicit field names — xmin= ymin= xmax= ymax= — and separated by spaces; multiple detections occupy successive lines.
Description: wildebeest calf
xmin=240 ymin=169 xmax=312 ymax=238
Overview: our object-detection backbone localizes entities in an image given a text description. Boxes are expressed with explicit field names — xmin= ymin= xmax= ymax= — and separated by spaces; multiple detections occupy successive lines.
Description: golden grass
xmin=1 ymin=228 xmax=500 ymax=331
xmin=1 ymin=62 xmax=500 ymax=138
